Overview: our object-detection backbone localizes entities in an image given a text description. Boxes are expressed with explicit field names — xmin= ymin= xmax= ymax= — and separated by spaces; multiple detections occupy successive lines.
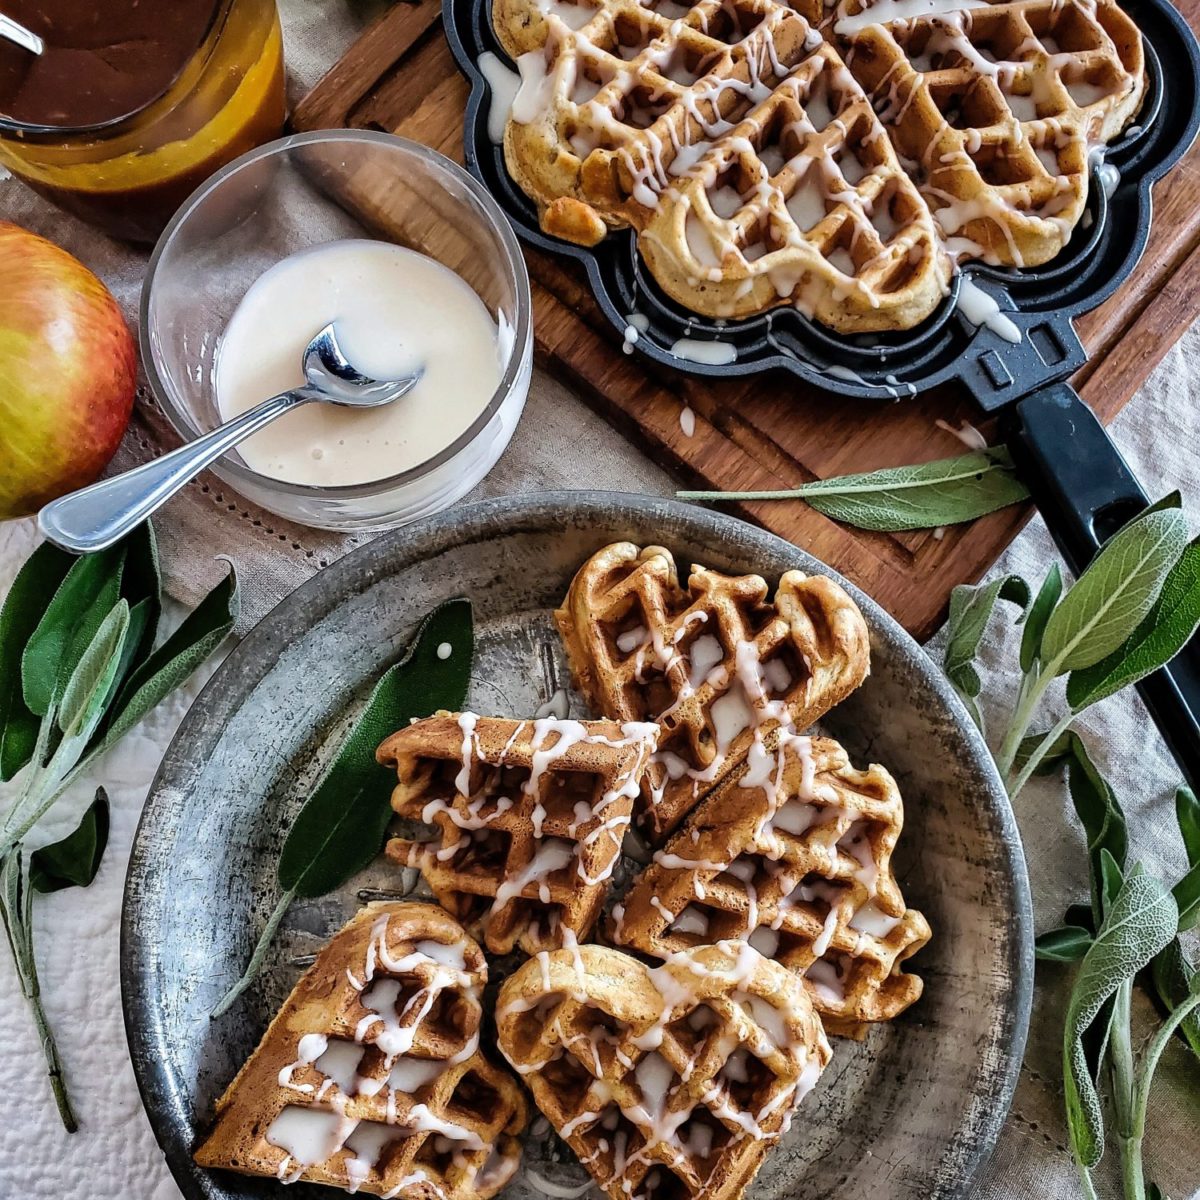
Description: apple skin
xmin=0 ymin=221 xmax=137 ymax=520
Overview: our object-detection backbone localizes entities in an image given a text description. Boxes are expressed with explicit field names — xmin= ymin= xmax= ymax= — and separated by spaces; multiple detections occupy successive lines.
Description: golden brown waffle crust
xmin=194 ymin=902 xmax=527 ymax=1199
xmin=495 ymin=942 xmax=831 ymax=1200
xmin=491 ymin=0 xmax=1144 ymax=331
xmin=554 ymin=541 xmax=869 ymax=840
xmin=610 ymin=733 xmax=931 ymax=1037
xmin=378 ymin=712 xmax=658 ymax=955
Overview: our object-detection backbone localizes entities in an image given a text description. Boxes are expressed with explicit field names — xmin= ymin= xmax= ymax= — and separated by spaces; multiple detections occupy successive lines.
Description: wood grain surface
xmin=293 ymin=0 xmax=1200 ymax=638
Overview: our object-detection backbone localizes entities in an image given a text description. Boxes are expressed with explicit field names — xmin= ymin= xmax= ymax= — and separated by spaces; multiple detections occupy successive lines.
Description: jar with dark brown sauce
xmin=0 ymin=0 xmax=285 ymax=242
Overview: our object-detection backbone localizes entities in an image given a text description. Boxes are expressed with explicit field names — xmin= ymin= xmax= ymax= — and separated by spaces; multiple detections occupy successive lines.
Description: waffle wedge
xmin=495 ymin=0 xmax=952 ymax=330
xmin=837 ymin=0 xmax=1144 ymax=267
xmin=555 ymin=542 xmax=869 ymax=840
xmin=611 ymin=733 xmax=930 ymax=1037
xmin=195 ymin=902 xmax=526 ymax=1198
xmin=378 ymin=713 xmax=658 ymax=954
xmin=492 ymin=0 xmax=1144 ymax=330
xmin=496 ymin=941 xmax=831 ymax=1200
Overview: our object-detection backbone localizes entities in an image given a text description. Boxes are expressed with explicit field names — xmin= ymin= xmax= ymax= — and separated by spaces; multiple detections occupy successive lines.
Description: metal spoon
xmin=38 ymin=323 xmax=423 ymax=554
xmin=0 ymin=14 xmax=44 ymax=54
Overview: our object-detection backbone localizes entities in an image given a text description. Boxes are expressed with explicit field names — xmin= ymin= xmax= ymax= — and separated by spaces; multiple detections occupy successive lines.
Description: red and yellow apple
xmin=0 ymin=222 xmax=137 ymax=519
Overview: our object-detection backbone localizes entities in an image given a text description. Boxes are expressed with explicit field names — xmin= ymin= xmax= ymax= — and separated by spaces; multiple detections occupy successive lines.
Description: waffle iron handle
xmin=1003 ymin=383 xmax=1200 ymax=793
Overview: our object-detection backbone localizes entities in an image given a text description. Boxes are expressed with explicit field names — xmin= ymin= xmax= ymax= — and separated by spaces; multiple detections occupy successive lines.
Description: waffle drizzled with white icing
xmin=611 ymin=733 xmax=931 ymax=1037
xmin=194 ymin=903 xmax=527 ymax=1199
xmin=378 ymin=713 xmax=659 ymax=954
xmin=496 ymin=941 xmax=832 ymax=1200
xmin=492 ymin=0 xmax=1144 ymax=331
xmin=555 ymin=542 xmax=870 ymax=840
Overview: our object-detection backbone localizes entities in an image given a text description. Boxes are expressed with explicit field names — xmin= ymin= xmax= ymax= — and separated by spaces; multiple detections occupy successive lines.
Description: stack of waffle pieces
xmin=492 ymin=0 xmax=1145 ymax=331
xmin=198 ymin=542 xmax=932 ymax=1200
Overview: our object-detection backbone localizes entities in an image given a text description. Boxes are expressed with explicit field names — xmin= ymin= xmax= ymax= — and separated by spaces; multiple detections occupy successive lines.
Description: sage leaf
xmin=98 ymin=563 xmax=239 ymax=750
xmin=1062 ymin=870 xmax=1178 ymax=1169
xmin=30 ymin=789 xmax=109 ymax=894
xmin=21 ymin=545 xmax=125 ymax=717
xmin=1175 ymin=785 xmax=1200 ymax=867
xmin=212 ymin=599 xmax=474 ymax=1019
xmin=1040 ymin=507 xmax=1189 ymax=674
xmin=1150 ymin=938 xmax=1200 ymax=1060
xmin=279 ymin=598 xmax=473 ymax=898
xmin=1020 ymin=563 xmax=1063 ymax=673
xmin=58 ymin=603 xmax=130 ymax=741
xmin=117 ymin=522 xmax=162 ymax=672
xmin=0 ymin=543 xmax=74 ymax=781
xmin=677 ymin=449 xmax=1031 ymax=531
xmin=1035 ymin=925 xmax=1093 ymax=962
xmin=1174 ymin=861 xmax=1200 ymax=932
xmin=944 ymin=575 xmax=1030 ymax=728
xmin=1098 ymin=848 xmax=1125 ymax=916
xmin=1066 ymin=539 xmax=1200 ymax=711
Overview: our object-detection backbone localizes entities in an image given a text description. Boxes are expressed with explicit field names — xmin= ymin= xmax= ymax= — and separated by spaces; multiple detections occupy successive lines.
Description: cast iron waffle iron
xmin=447 ymin=0 xmax=1200 ymax=789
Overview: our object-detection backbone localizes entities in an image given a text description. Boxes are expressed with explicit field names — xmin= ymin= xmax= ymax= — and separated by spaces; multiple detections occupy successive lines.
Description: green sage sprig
xmin=678 ymin=448 xmax=1030 ymax=531
xmin=1030 ymin=737 xmax=1200 ymax=1200
xmin=211 ymin=598 xmax=474 ymax=1018
xmin=0 ymin=523 xmax=239 ymax=1129
xmin=942 ymin=494 xmax=1199 ymax=796
xmin=940 ymin=496 xmax=1200 ymax=1200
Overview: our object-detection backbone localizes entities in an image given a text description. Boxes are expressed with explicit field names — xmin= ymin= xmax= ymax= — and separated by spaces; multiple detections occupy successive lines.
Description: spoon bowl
xmin=37 ymin=323 xmax=423 ymax=554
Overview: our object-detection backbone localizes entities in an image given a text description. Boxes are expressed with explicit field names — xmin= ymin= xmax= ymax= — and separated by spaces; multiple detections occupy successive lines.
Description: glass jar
xmin=0 ymin=0 xmax=285 ymax=243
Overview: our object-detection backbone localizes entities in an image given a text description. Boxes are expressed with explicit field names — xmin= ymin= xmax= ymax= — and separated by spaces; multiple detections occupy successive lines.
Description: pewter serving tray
xmin=121 ymin=492 xmax=1032 ymax=1200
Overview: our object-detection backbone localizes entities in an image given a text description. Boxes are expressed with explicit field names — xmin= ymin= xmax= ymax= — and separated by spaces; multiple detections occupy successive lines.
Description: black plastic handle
xmin=1004 ymin=383 xmax=1200 ymax=793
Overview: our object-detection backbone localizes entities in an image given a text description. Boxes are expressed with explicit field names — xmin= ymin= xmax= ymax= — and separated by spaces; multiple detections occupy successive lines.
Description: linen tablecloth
xmin=1 ymin=1 xmax=1197 ymax=1195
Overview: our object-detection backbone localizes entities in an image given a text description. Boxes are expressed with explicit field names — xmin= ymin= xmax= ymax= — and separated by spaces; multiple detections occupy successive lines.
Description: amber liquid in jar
xmin=0 ymin=0 xmax=285 ymax=242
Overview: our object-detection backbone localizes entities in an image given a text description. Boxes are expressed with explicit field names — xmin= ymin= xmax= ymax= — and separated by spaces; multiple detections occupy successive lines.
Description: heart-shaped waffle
xmin=555 ymin=542 xmax=869 ymax=841
xmin=195 ymin=902 xmax=527 ymax=1199
xmin=496 ymin=941 xmax=831 ymax=1200
xmin=378 ymin=713 xmax=658 ymax=954
xmin=611 ymin=732 xmax=930 ymax=1037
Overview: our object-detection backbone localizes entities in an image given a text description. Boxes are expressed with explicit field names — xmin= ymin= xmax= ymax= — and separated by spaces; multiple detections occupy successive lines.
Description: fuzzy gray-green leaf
xmin=57 ymin=602 xmax=129 ymax=743
xmin=679 ymin=450 xmax=1030 ymax=531
xmin=1020 ymin=563 xmax=1063 ymax=672
xmin=1062 ymin=871 xmax=1178 ymax=1168
xmin=943 ymin=574 xmax=1029 ymax=726
xmin=1041 ymin=508 xmax=1188 ymax=674
xmin=30 ymin=789 xmax=109 ymax=894
xmin=1035 ymin=925 xmax=1093 ymax=962
xmin=1066 ymin=539 xmax=1200 ymax=711
xmin=1150 ymin=939 xmax=1200 ymax=1060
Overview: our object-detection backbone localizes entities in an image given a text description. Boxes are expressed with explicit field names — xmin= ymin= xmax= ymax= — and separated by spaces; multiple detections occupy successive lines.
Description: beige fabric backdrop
xmin=0 ymin=1 xmax=1196 ymax=1196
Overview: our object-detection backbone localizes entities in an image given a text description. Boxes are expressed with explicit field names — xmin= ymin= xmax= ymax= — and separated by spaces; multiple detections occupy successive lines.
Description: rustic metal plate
xmin=121 ymin=491 xmax=1032 ymax=1200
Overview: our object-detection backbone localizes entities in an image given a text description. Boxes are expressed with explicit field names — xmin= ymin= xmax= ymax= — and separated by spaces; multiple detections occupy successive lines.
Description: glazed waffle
xmin=378 ymin=713 xmax=659 ymax=955
xmin=555 ymin=542 xmax=869 ymax=840
xmin=495 ymin=941 xmax=831 ymax=1200
xmin=611 ymin=733 xmax=931 ymax=1037
xmin=836 ymin=0 xmax=1145 ymax=268
xmin=194 ymin=902 xmax=527 ymax=1199
xmin=491 ymin=0 xmax=1144 ymax=331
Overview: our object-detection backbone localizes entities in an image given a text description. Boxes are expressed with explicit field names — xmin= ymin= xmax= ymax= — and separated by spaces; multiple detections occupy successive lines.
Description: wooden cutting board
xmin=293 ymin=0 xmax=1200 ymax=638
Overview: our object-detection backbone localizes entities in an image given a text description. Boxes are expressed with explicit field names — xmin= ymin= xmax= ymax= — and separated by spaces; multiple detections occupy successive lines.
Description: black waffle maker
xmin=446 ymin=0 xmax=1200 ymax=789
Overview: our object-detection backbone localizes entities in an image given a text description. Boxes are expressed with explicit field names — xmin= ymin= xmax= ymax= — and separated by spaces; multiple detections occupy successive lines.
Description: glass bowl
xmin=140 ymin=129 xmax=533 ymax=530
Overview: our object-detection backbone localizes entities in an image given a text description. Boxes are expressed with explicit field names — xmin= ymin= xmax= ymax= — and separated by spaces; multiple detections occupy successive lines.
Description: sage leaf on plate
xmin=677 ymin=449 xmax=1031 ymax=532
xmin=30 ymin=789 xmax=109 ymax=894
xmin=1020 ymin=563 xmax=1063 ymax=673
xmin=1040 ymin=506 xmax=1189 ymax=675
xmin=1062 ymin=870 xmax=1178 ymax=1169
xmin=279 ymin=598 xmax=474 ymax=898
xmin=97 ymin=561 xmax=239 ymax=750
xmin=211 ymin=598 xmax=474 ymax=1019
xmin=1066 ymin=539 xmax=1200 ymax=711
xmin=943 ymin=574 xmax=1030 ymax=728
xmin=0 ymin=543 xmax=74 ymax=782
xmin=21 ymin=545 xmax=125 ymax=718
xmin=1035 ymin=925 xmax=1093 ymax=962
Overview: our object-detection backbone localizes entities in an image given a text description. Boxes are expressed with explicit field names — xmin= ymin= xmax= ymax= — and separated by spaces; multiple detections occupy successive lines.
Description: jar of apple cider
xmin=0 ymin=0 xmax=285 ymax=243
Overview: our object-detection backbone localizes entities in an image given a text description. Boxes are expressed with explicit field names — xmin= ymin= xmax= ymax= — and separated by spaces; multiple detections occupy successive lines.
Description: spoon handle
xmin=38 ymin=390 xmax=314 ymax=554
xmin=0 ymin=15 xmax=45 ymax=54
